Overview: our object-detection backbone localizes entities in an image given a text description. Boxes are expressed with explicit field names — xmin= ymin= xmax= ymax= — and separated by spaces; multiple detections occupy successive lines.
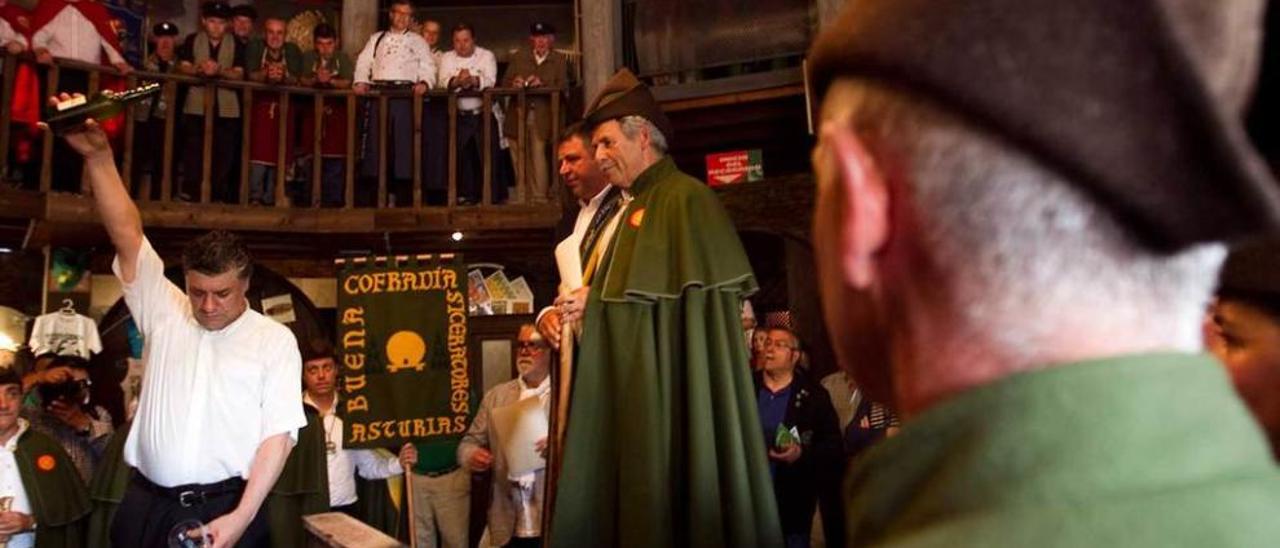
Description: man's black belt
xmin=370 ymin=80 xmax=415 ymax=89
xmin=134 ymin=472 xmax=247 ymax=508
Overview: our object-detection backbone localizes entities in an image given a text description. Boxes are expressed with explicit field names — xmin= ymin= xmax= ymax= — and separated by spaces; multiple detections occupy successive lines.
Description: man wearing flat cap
xmin=131 ymin=21 xmax=182 ymax=200
xmin=230 ymin=4 xmax=256 ymax=48
xmin=502 ymin=22 xmax=568 ymax=204
xmin=176 ymin=1 xmax=246 ymax=203
xmin=548 ymin=68 xmax=781 ymax=547
xmin=807 ymin=0 xmax=1280 ymax=545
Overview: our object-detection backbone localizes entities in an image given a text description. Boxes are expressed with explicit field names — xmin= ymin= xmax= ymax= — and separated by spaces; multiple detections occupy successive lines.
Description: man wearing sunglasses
xmin=458 ymin=324 xmax=551 ymax=548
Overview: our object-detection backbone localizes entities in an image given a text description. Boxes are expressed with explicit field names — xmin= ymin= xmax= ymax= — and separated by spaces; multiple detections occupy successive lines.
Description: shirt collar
xmin=534 ymin=51 xmax=548 ymax=64
xmin=1 ymin=419 xmax=29 ymax=453
xmin=845 ymin=353 xmax=1277 ymax=543
xmin=202 ymin=306 xmax=252 ymax=337
xmin=518 ymin=374 xmax=550 ymax=393
xmin=303 ymin=392 xmax=338 ymax=415
xmin=581 ymin=184 xmax=614 ymax=209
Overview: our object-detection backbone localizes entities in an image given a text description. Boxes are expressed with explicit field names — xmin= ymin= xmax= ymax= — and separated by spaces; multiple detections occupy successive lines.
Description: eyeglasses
xmin=516 ymin=341 xmax=547 ymax=352
xmin=762 ymin=339 xmax=795 ymax=350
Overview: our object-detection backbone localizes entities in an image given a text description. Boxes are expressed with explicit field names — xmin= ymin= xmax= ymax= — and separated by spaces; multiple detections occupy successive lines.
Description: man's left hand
xmin=0 ymin=512 xmax=33 ymax=535
xmin=555 ymin=286 xmax=590 ymax=323
xmin=768 ymin=443 xmax=802 ymax=464
xmin=535 ymin=437 xmax=548 ymax=459
xmin=413 ymin=82 xmax=428 ymax=96
xmin=206 ymin=511 xmax=252 ymax=548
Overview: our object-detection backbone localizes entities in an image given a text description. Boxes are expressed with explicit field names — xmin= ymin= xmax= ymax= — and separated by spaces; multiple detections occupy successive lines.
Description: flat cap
xmin=201 ymin=1 xmax=232 ymax=20
xmin=584 ymin=68 xmax=674 ymax=143
xmin=152 ymin=21 xmax=179 ymax=37
xmin=530 ymin=22 xmax=555 ymax=36
xmin=1219 ymin=239 xmax=1280 ymax=296
xmin=230 ymin=4 xmax=257 ymax=19
xmin=808 ymin=0 xmax=1280 ymax=253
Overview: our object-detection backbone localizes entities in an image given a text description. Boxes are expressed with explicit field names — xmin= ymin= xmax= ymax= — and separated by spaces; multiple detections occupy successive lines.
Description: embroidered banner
xmin=337 ymin=255 xmax=475 ymax=449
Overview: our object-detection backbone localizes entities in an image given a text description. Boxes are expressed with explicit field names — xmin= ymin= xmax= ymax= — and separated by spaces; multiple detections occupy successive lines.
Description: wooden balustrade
xmin=0 ymin=53 xmax=569 ymax=213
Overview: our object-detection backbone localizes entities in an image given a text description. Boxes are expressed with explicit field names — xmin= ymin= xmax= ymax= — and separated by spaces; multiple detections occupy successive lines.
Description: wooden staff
xmin=405 ymin=467 xmax=418 ymax=548
xmin=544 ymin=318 xmax=574 ymax=534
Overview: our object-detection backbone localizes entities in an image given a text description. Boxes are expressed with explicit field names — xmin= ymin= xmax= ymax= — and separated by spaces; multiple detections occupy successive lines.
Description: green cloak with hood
xmin=547 ymin=146 xmax=782 ymax=545
xmin=15 ymin=427 xmax=91 ymax=548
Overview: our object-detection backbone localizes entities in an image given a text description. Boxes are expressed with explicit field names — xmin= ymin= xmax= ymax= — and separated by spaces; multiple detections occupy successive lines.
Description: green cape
xmin=549 ymin=157 xmax=782 ymax=547
xmin=85 ymin=422 xmax=131 ymax=548
xmin=16 ymin=428 xmax=91 ymax=548
xmin=846 ymin=354 xmax=1280 ymax=547
xmin=265 ymin=404 xmax=331 ymax=547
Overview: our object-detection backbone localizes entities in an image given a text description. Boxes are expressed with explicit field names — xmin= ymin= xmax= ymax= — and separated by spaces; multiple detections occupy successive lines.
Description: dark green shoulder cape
xmin=85 ymin=422 xmax=131 ymax=548
xmin=266 ymin=403 xmax=330 ymax=547
xmin=550 ymin=157 xmax=782 ymax=547
xmin=16 ymin=428 xmax=91 ymax=548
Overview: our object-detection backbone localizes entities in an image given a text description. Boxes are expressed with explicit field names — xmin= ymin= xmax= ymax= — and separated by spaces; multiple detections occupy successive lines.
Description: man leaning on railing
xmin=352 ymin=0 xmax=435 ymax=208
xmin=299 ymin=23 xmax=353 ymax=208
xmin=175 ymin=1 xmax=245 ymax=204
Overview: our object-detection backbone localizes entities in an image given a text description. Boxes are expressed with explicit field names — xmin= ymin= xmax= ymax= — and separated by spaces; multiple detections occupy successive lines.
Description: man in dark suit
xmin=502 ymin=22 xmax=569 ymax=204
xmin=753 ymin=327 xmax=842 ymax=548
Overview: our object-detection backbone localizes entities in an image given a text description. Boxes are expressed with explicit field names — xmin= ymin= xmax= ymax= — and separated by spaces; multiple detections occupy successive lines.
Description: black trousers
xmin=180 ymin=115 xmax=240 ymax=202
xmin=111 ymin=472 xmax=269 ymax=548
xmin=455 ymin=112 xmax=509 ymax=204
xmin=506 ymin=536 xmax=543 ymax=548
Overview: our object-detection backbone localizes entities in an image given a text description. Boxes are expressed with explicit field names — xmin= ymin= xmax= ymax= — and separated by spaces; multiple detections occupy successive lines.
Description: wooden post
xmin=551 ymin=90 xmax=561 ymax=202
xmin=200 ymin=82 xmax=215 ymax=204
xmin=345 ymin=94 xmax=356 ymax=209
xmin=377 ymin=94 xmax=388 ymax=207
xmin=481 ymin=92 xmax=492 ymax=206
xmin=0 ymin=53 xmax=18 ymax=183
xmin=405 ymin=470 xmax=418 ymax=548
xmin=312 ymin=94 xmax=324 ymax=207
xmin=447 ymin=95 xmax=457 ymax=207
xmin=412 ymin=92 xmax=423 ymax=208
xmin=274 ymin=91 xmax=289 ymax=208
xmin=120 ymin=74 xmax=137 ymax=197
xmin=240 ymin=88 xmax=253 ymax=205
xmin=39 ymin=66 xmax=59 ymax=193
xmin=160 ymin=82 xmax=177 ymax=202
xmin=516 ymin=90 xmax=528 ymax=204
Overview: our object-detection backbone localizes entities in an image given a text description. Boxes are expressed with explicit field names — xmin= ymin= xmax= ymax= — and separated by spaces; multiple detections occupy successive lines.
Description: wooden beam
xmin=275 ymin=91 xmax=289 ymax=208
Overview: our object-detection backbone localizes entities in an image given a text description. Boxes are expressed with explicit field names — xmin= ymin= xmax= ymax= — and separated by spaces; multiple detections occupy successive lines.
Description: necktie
xmin=578 ymin=186 xmax=624 ymax=268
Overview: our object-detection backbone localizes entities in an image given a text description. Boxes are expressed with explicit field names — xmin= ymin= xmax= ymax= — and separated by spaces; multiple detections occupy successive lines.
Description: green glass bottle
xmin=45 ymin=82 xmax=162 ymax=136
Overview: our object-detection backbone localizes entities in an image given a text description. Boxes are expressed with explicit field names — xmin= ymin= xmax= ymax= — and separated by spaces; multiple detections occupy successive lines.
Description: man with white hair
xmin=807 ymin=0 xmax=1280 ymax=545
xmin=549 ymin=68 xmax=780 ymax=547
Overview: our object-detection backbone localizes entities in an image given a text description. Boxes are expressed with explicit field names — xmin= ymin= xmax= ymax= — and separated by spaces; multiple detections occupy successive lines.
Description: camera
xmin=39 ymin=378 xmax=91 ymax=409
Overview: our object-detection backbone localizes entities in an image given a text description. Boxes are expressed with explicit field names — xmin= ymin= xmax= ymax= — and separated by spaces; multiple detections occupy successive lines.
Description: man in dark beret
xmin=130 ymin=20 xmax=182 ymax=199
xmin=547 ymin=68 xmax=781 ymax=547
xmin=1208 ymin=240 xmax=1280 ymax=460
xmin=501 ymin=22 xmax=569 ymax=204
xmin=230 ymin=4 xmax=256 ymax=47
xmin=807 ymin=0 xmax=1280 ymax=545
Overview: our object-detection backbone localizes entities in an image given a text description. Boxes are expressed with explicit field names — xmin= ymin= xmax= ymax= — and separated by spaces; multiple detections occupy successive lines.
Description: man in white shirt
xmin=30 ymin=0 xmax=128 ymax=71
xmin=299 ymin=338 xmax=416 ymax=515
xmin=458 ymin=324 xmax=551 ymax=548
xmin=353 ymin=0 xmax=436 ymax=207
xmin=52 ymin=100 xmax=305 ymax=548
xmin=438 ymin=23 xmax=508 ymax=205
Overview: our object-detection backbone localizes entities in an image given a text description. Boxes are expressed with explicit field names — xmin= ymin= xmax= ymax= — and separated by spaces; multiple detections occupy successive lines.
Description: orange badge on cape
xmin=36 ymin=454 xmax=55 ymax=472
xmin=629 ymin=208 xmax=646 ymax=228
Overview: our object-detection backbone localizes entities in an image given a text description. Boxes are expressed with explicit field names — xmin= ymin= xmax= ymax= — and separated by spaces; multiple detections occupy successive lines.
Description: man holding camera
xmin=21 ymin=354 xmax=113 ymax=483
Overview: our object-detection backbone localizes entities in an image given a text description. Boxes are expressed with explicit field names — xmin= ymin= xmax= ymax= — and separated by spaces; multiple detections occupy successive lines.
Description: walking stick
xmin=405 ymin=469 xmax=418 ymax=548
xmin=543 ymin=317 xmax=575 ymax=540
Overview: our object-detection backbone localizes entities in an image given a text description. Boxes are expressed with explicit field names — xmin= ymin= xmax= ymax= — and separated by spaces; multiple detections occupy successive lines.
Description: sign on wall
xmin=706 ymin=149 xmax=764 ymax=186
xmin=337 ymin=254 xmax=476 ymax=449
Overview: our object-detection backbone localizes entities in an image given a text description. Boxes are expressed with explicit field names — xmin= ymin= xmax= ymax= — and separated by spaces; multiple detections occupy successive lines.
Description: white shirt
xmin=28 ymin=312 xmax=102 ymax=359
xmin=303 ymin=393 xmax=403 ymax=507
xmin=438 ymin=47 xmax=496 ymax=112
xmin=353 ymin=29 xmax=436 ymax=86
xmin=0 ymin=18 xmax=23 ymax=50
xmin=537 ymin=185 xmax=619 ymax=323
xmin=31 ymin=5 xmax=124 ymax=65
xmin=113 ymin=238 xmax=306 ymax=487
xmin=0 ymin=420 xmax=34 ymax=548
xmin=511 ymin=376 xmax=549 ymax=538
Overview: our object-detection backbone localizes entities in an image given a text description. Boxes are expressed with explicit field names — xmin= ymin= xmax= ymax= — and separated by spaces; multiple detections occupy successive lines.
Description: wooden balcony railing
xmin=0 ymin=53 xmax=569 ymax=215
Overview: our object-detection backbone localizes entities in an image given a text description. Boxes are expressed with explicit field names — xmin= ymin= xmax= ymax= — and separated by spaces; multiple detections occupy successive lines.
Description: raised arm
xmin=51 ymin=98 xmax=144 ymax=282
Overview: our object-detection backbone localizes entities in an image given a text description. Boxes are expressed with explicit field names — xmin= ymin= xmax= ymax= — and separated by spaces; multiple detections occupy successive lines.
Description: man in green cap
xmin=548 ymin=68 xmax=781 ymax=547
xmin=807 ymin=0 xmax=1280 ymax=546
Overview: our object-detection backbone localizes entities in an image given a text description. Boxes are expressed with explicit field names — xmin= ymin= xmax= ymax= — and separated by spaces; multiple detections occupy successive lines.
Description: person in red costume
xmin=0 ymin=0 xmax=39 ymax=186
